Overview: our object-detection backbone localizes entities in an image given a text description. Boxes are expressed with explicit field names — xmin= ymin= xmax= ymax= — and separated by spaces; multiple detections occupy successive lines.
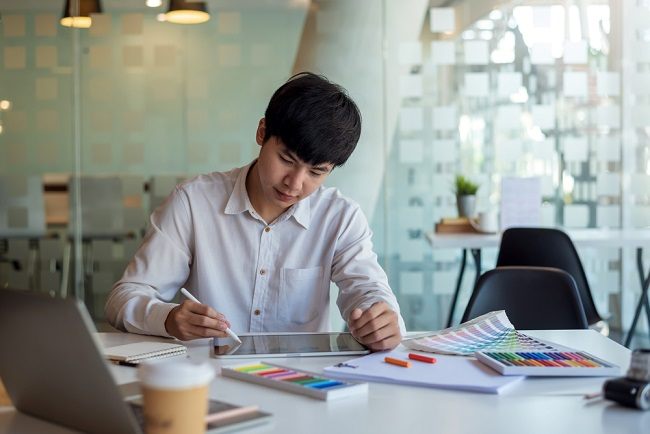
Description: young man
xmin=106 ymin=72 xmax=405 ymax=350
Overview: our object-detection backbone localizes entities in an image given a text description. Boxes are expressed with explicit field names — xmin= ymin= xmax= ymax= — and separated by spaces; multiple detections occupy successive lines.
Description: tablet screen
xmin=213 ymin=332 xmax=369 ymax=358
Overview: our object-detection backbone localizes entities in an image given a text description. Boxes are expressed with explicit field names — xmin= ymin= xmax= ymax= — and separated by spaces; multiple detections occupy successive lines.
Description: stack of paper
xmin=402 ymin=311 xmax=562 ymax=356
xmin=324 ymin=347 xmax=523 ymax=394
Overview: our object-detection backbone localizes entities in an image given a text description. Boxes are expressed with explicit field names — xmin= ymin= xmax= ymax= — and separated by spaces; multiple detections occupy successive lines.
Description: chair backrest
xmin=461 ymin=266 xmax=589 ymax=329
xmin=495 ymin=227 xmax=602 ymax=325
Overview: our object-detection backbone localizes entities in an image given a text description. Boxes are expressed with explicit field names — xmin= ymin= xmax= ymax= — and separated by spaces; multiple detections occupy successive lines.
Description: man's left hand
xmin=348 ymin=301 xmax=402 ymax=351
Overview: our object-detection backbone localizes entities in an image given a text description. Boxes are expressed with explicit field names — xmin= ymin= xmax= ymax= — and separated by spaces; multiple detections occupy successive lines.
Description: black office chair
xmin=495 ymin=227 xmax=603 ymax=326
xmin=461 ymin=266 xmax=589 ymax=329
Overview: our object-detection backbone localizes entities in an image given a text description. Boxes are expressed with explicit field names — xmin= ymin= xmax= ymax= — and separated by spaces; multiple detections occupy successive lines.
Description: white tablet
xmin=213 ymin=332 xmax=369 ymax=358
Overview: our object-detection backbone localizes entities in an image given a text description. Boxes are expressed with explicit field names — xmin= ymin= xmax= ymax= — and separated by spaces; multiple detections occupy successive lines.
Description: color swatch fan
xmin=402 ymin=311 xmax=562 ymax=356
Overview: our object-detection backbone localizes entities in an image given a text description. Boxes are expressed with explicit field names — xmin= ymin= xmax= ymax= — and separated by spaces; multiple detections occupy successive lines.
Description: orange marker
xmin=408 ymin=353 xmax=437 ymax=364
xmin=384 ymin=357 xmax=411 ymax=368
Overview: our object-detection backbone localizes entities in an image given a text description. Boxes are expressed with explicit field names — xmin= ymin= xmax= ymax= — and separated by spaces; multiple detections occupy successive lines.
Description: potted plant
xmin=454 ymin=175 xmax=479 ymax=218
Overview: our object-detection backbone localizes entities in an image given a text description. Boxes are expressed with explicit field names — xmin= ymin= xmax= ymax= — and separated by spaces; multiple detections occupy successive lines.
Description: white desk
xmin=0 ymin=330 xmax=646 ymax=434
xmin=426 ymin=229 xmax=650 ymax=345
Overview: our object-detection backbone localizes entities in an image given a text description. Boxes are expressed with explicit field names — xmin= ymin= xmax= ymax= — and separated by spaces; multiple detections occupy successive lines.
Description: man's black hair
xmin=263 ymin=72 xmax=362 ymax=167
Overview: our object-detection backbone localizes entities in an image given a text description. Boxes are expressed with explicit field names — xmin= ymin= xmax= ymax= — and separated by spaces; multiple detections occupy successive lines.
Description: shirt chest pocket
xmin=280 ymin=266 xmax=324 ymax=325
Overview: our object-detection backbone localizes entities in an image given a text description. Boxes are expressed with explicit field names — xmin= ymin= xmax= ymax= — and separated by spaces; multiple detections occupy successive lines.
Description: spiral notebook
xmin=103 ymin=341 xmax=187 ymax=364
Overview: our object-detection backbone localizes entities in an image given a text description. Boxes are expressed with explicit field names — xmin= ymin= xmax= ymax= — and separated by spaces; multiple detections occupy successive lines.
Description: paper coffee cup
xmin=138 ymin=360 xmax=215 ymax=434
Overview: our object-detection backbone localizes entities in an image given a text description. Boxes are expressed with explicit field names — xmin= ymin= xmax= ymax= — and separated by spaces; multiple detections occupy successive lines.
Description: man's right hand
xmin=164 ymin=300 xmax=231 ymax=340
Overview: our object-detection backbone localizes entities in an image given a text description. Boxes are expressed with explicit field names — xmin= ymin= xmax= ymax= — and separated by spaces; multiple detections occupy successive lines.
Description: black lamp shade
xmin=60 ymin=0 xmax=102 ymax=28
xmin=167 ymin=0 xmax=208 ymax=14
xmin=61 ymin=0 xmax=103 ymax=19
xmin=165 ymin=0 xmax=210 ymax=24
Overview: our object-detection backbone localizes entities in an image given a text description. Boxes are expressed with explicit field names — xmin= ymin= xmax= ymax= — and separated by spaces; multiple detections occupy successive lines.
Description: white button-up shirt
xmin=105 ymin=162 xmax=405 ymax=337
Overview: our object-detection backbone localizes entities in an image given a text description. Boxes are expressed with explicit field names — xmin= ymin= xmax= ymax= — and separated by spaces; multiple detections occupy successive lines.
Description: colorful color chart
xmin=476 ymin=351 xmax=621 ymax=376
xmin=221 ymin=362 xmax=368 ymax=400
xmin=403 ymin=311 xmax=560 ymax=356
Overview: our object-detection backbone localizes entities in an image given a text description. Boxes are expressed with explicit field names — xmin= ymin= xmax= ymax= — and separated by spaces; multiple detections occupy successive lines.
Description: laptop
xmin=0 ymin=289 xmax=271 ymax=434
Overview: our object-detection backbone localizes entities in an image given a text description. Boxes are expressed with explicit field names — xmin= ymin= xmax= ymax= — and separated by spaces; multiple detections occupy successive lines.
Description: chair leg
xmin=624 ymin=248 xmax=650 ymax=347
xmin=447 ymin=249 xmax=467 ymax=328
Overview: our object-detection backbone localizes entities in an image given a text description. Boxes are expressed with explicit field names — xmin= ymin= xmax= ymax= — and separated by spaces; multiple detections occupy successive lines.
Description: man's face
xmin=255 ymin=134 xmax=334 ymax=212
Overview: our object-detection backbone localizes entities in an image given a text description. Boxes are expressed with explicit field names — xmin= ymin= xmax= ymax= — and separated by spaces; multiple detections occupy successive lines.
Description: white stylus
xmin=180 ymin=288 xmax=242 ymax=344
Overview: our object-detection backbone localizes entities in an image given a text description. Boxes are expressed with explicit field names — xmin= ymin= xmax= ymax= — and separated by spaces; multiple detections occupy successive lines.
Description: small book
xmin=103 ymin=342 xmax=187 ymax=364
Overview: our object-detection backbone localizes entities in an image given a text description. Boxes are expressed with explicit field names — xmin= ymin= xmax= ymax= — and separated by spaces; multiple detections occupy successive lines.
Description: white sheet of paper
xmin=597 ymin=71 xmax=620 ymax=97
xmin=399 ymin=139 xmax=424 ymax=163
xmin=596 ymin=173 xmax=620 ymax=196
xmin=430 ymin=41 xmax=455 ymax=65
xmin=563 ymin=40 xmax=588 ymax=64
xmin=531 ymin=104 xmax=555 ymax=130
xmin=530 ymin=43 xmax=554 ymax=65
xmin=564 ymin=204 xmax=589 ymax=228
xmin=429 ymin=7 xmax=455 ymax=33
xmin=464 ymin=40 xmax=489 ymax=65
xmin=464 ymin=73 xmax=489 ymax=97
xmin=563 ymin=137 xmax=588 ymax=162
xmin=324 ymin=347 xmax=523 ymax=394
xmin=400 ymin=75 xmax=423 ymax=98
xmin=563 ymin=72 xmax=588 ymax=97
xmin=399 ymin=271 xmax=424 ymax=295
xmin=595 ymin=137 xmax=620 ymax=162
xmin=500 ymin=177 xmax=541 ymax=229
xmin=400 ymin=107 xmax=424 ymax=132
xmin=399 ymin=41 xmax=422 ymax=65
xmin=432 ymin=105 xmax=457 ymax=131
xmin=497 ymin=72 xmax=522 ymax=97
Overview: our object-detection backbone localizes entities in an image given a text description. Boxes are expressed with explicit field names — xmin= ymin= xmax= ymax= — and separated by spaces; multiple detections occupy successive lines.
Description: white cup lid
xmin=138 ymin=360 xmax=215 ymax=390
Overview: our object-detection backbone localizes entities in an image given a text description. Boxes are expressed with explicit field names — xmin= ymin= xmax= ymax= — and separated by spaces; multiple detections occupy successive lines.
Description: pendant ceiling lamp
xmin=60 ymin=0 xmax=103 ymax=28
xmin=165 ymin=0 xmax=210 ymax=24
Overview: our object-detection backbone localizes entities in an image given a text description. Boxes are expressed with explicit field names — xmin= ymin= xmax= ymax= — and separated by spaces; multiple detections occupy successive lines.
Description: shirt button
xmin=260 ymin=269 xmax=266 ymax=275
xmin=264 ymin=226 xmax=271 ymax=232
xmin=254 ymin=309 xmax=261 ymax=316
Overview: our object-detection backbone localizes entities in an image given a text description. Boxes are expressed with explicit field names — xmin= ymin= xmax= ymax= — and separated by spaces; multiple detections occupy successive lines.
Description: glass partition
xmin=0 ymin=0 xmax=648 ymax=342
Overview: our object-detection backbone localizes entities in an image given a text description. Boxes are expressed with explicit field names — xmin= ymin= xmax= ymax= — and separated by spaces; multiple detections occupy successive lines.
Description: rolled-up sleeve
xmin=105 ymin=187 xmax=194 ymax=337
xmin=331 ymin=206 xmax=406 ymax=335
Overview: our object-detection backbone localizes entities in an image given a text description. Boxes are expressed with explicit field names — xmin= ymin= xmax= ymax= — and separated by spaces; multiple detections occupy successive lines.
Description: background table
xmin=0 ymin=330 xmax=645 ymax=434
xmin=426 ymin=229 xmax=650 ymax=346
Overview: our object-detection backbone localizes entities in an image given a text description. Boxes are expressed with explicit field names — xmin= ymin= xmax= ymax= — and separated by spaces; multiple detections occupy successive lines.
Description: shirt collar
xmin=224 ymin=162 xmax=254 ymax=216
xmin=223 ymin=160 xmax=311 ymax=230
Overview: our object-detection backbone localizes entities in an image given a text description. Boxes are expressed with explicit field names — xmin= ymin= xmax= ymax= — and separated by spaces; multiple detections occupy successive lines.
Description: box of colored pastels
xmin=221 ymin=362 xmax=368 ymax=400
xmin=476 ymin=351 xmax=621 ymax=377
